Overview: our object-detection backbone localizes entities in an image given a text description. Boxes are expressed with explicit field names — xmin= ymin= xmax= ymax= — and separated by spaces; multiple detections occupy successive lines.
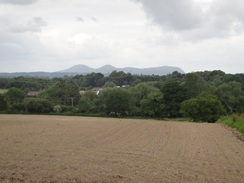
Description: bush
xmin=8 ymin=103 xmax=26 ymax=112
xmin=60 ymin=105 xmax=78 ymax=113
xmin=180 ymin=95 xmax=226 ymax=122
xmin=54 ymin=105 xmax=62 ymax=113
xmin=24 ymin=98 xmax=53 ymax=113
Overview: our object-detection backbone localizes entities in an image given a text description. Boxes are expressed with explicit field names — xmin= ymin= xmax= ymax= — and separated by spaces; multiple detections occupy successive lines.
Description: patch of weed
xmin=218 ymin=114 xmax=244 ymax=137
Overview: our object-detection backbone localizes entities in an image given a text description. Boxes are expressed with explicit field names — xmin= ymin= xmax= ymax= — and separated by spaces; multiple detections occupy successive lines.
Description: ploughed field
xmin=0 ymin=115 xmax=243 ymax=183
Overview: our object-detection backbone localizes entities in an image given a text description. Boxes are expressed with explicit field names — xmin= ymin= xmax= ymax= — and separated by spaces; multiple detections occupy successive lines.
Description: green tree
xmin=184 ymin=73 xmax=205 ymax=99
xmin=108 ymin=71 xmax=135 ymax=86
xmin=140 ymin=91 xmax=164 ymax=118
xmin=4 ymin=87 xmax=25 ymax=105
xmin=201 ymin=83 xmax=217 ymax=96
xmin=39 ymin=79 xmax=80 ymax=106
xmin=78 ymin=91 xmax=98 ymax=113
xmin=0 ymin=94 xmax=7 ymax=111
xmin=131 ymin=83 xmax=158 ymax=106
xmin=84 ymin=73 xmax=104 ymax=87
xmin=130 ymin=82 xmax=159 ymax=115
xmin=180 ymin=95 xmax=226 ymax=122
xmin=24 ymin=98 xmax=53 ymax=113
xmin=103 ymin=81 xmax=117 ymax=88
xmin=161 ymin=81 xmax=186 ymax=118
xmin=100 ymin=88 xmax=132 ymax=116
xmin=217 ymin=81 xmax=244 ymax=114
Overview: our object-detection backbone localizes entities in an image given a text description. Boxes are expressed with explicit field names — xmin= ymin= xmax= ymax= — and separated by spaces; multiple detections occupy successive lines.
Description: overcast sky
xmin=0 ymin=0 xmax=244 ymax=73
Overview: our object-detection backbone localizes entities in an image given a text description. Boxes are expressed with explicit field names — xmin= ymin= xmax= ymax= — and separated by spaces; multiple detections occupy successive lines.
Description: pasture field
xmin=0 ymin=115 xmax=243 ymax=182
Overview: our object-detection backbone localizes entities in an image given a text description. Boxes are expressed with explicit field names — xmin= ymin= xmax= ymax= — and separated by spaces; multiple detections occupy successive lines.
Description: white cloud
xmin=0 ymin=0 xmax=243 ymax=73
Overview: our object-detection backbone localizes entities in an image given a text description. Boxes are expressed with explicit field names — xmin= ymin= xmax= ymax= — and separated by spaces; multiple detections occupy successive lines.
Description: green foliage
xmin=184 ymin=73 xmax=205 ymax=99
xmin=8 ymin=103 xmax=26 ymax=112
xmin=100 ymin=88 xmax=132 ymax=116
xmin=161 ymin=81 xmax=186 ymax=118
xmin=180 ymin=95 xmax=226 ymax=122
xmin=140 ymin=91 xmax=164 ymax=118
xmin=107 ymin=71 xmax=135 ymax=86
xmin=39 ymin=79 xmax=80 ymax=106
xmin=54 ymin=105 xmax=62 ymax=113
xmin=24 ymin=98 xmax=53 ymax=113
xmin=131 ymin=83 xmax=159 ymax=106
xmin=78 ymin=91 xmax=98 ymax=113
xmin=59 ymin=105 xmax=78 ymax=113
xmin=0 ymin=77 xmax=53 ymax=91
xmin=0 ymin=94 xmax=7 ymax=111
xmin=4 ymin=87 xmax=25 ymax=105
xmin=0 ymin=70 xmax=243 ymax=120
xmin=217 ymin=81 xmax=244 ymax=114
xmin=83 ymin=73 xmax=104 ymax=87
xmin=103 ymin=81 xmax=117 ymax=88
xmin=201 ymin=83 xmax=217 ymax=96
xmin=218 ymin=114 xmax=244 ymax=137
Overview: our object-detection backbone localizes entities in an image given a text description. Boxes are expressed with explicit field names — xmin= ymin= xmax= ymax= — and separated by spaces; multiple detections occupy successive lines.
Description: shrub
xmin=8 ymin=103 xmax=26 ymax=112
xmin=54 ymin=105 xmax=62 ymax=113
xmin=180 ymin=95 xmax=226 ymax=122
xmin=24 ymin=98 xmax=53 ymax=113
xmin=60 ymin=105 xmax=78 ymax=113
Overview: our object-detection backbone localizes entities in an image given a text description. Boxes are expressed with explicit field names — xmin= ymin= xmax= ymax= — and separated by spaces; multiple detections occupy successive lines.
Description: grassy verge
xmin=217 ymin=114 xmax=244 ymax=138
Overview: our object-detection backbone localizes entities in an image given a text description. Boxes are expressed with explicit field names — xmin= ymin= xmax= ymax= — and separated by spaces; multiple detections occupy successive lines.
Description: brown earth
xmin=0 ymin=114 xmax=243 ymax=183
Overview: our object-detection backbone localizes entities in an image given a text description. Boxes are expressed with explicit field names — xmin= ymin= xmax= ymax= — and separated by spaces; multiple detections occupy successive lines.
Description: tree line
xmin=0 ymin=70 xmax=243 ymax=122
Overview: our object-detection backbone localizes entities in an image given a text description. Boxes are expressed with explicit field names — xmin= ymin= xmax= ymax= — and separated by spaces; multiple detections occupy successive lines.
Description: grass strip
xmin=217 ymin=114 xmax=244 ymax=138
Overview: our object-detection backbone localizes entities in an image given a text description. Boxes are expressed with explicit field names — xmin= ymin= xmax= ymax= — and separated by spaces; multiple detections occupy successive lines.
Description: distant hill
xmin=0 ymin=65 xmax=184 ymax=78
xmin=59 ymin=65 xmax=185 ymax=76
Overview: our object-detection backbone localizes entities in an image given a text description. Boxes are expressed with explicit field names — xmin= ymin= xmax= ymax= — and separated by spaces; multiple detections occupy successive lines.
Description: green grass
xmin=217 ymin=114 xmax=244 ymax=137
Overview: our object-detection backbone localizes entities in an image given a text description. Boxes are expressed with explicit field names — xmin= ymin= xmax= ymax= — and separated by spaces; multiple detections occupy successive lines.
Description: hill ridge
xmin=0 ymin=65 xmax=185 ymax=78
xmin=58 ymin=64 xmax=185 ymax=76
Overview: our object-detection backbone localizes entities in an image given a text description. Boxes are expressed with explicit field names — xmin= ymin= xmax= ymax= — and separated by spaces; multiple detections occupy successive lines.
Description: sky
xmin=0 ymin=0 xmax=244 ymax=74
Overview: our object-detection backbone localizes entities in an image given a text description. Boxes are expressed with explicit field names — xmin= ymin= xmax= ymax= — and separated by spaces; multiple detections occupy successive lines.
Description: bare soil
xmin=0 ymin=114 xmax=243 ymax=183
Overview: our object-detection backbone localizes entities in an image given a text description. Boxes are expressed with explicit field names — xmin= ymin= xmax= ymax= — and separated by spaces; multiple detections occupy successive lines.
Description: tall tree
xmin=161 ymin=81 xmax=186 ymax=118
xmin=140 ymin=91 xmax=164 ymax=118
xmin=100 ymin=88 xmax=132 ymax=116
xmin=0 ymin=94 xmax=7 ymax=111
xmin=217 ymin=81 xmax=244 ymax=114
xmin=78 ymin=90 xmax=98 ymax=113
xmin=131 ymin=82 xmax=159 ymax=115
xmin=184 ymin=73 xmax=205 ymax=99
xmin=39 ymin=79 xmax=80 ymax=106
xmin=4 ymin=87 xmax=25 ymax=105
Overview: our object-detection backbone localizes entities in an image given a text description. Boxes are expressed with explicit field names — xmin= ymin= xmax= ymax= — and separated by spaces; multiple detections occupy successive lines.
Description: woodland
xmin=0 ymin=70 xmax=243 ymax=123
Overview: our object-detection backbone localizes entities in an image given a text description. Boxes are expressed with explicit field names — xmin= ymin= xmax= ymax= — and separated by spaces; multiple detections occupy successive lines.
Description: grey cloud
xmin=133 ymin=0 xmax=203 ymax=30
xmin=9 ymin=17 xmax=47 ymax=33
xmin=132 ymin=0 xmax=244 ymax=40
xmin=211 ymin=0 xmax=244 ymax=21
xmin=0 ymin=0 xmax=38 ymax=5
